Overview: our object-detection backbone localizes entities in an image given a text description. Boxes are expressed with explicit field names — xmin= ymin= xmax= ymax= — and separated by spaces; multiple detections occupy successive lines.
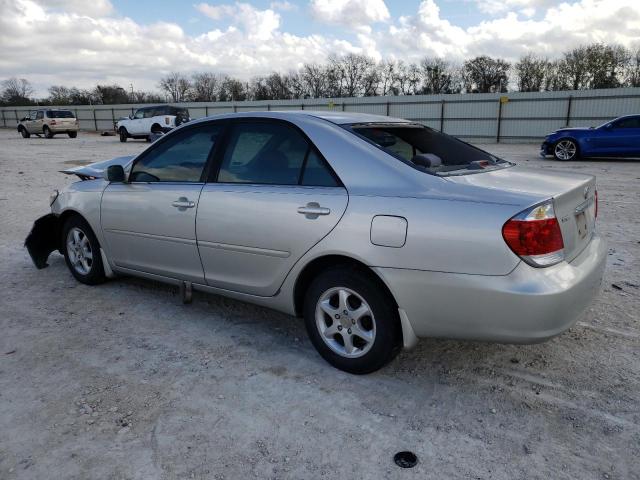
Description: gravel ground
xmin=0 ymin=128 xmax=638 ymax=480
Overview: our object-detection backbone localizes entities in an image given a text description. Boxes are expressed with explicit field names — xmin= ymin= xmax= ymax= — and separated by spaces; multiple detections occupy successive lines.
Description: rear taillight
xmin=502 ymin=200 xmax=565 ymax=267
xmin=50 ymin=120 xmax=57 ymax=125
xmin=165 ymin=116 xmax=170 ymax=125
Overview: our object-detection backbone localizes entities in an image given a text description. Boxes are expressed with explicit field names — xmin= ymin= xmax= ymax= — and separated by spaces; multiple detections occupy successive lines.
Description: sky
xmin=1 ymin=0 xmax=639 ymax=96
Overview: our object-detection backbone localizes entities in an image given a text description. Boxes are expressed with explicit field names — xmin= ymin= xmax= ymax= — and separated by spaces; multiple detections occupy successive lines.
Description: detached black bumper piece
xmin=24 ymin=213 xmax=60 ymax=269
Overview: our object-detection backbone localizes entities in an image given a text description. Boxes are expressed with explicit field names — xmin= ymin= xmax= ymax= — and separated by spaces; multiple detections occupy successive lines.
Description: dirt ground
xmin=0 ymin=128 xmax=638 ymax=480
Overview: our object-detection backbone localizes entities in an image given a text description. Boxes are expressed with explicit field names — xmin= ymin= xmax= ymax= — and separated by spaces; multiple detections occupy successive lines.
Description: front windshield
xmin=348 ymin=123 xmax=510 ymax=176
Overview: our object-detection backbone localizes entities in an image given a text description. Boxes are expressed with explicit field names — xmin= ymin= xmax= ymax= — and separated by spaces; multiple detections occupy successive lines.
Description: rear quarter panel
xmin=292 ymin=194 xmax=522 ymax=276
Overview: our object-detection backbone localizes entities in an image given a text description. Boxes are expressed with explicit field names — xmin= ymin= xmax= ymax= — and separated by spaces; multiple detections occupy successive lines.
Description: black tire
xmin=61 ymin=216 xmax=107 ymax=285
xmin=43 ymin=126 xmax=54 ymax=139
xmin=119 ymin=128 xmax=128 ymax=142
xmin=68 ymin=131 xmax=77 ymax=138
xmin=19 ymin=127 xmax=30 ymax=138
xmin=151 ymin=123 xmax=163 ymax=134
xmin=553 ymin=139 xmax=579 ymax=161
xmin=303 ymin=266 xmax=402 ymax=374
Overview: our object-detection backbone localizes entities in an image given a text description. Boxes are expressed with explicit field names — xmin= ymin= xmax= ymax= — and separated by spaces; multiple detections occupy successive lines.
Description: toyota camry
xmin=25 ymin=111 xmax=606 ymax=374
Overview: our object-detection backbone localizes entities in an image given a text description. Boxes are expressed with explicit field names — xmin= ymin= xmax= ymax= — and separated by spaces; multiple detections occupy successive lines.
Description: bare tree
xmin=463 ymin=56 xmax=510 ymax=93
xmin=542 ymin=60 xmax=569 ymax=91
xmin=93 ymin=84 xmax=129 ymax=104
xmin=624 ymin=46 xmax=640 ymax=87
xmin=48 ymin=85 xmax=72 ymax=105
xmin=394 ymin=61 xmax=412 ymax=95
xmin=158 ymin=72 xmax=191 ymax=102
xmin=378 ymin=60 xmax=397 ymax=96
xmin=420 ymin=58 xmax=454 ymax=94
xmin=514 ymin=54 xmax=549 ymax=92
xmin=218 ymin=76 xmax=247 ymax=101
xmin=1 ymin=77 xmax=34 ymax=105
xmin=191 ymin=72 xmax=221 ymax=101
xmin=586 ymin=43 xmax=629 ymax=89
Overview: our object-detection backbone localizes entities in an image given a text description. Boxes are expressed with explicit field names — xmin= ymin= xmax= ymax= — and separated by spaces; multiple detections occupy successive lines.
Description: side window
xmin=130 ymin=125 xmax=222 ymax=182
xmin=301 ymin=150 xmax=338 ymax=187
xmin=29 ymin=111 xmax=37 ymax=120
xmin=617 ymin=117 xmax=640 ymax=129
xmin=36 ymin=111 xmax=44 ymax=120
xmin=133 ymin=109 xmax=145 ymax=119
xmin=217 ymin=122 xmax=308 ymax=185
xmin=144 ymin=108 xmax=156 ymax=118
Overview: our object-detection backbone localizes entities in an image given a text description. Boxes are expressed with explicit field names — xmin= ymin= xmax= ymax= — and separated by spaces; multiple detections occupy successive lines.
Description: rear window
xmin=47 ymin=110 xmax=74 ymax=118
xmin=348 ymin=124 xmax=511 ymax=176
xmin=167 ymin=107 xmax=189 ymax=117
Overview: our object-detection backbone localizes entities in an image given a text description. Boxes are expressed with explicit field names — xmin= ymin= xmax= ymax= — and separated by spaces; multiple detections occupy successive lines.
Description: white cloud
xmin=310 ymin=0 xmax=390 ymax=29
xmin=33 ymin=0 xmax=114 ymax=16
xmin=1 ymin=0 xmax=640 ymax=97
xmin=474 ymin=0 xmax=555 ymax=15
xmin=369 ymin=0 xmax=640 ymax=62
xmin=270 ymin=1 xmax=297 ymax=11
xmin=0 ymin=0 xmax=358 ymax=95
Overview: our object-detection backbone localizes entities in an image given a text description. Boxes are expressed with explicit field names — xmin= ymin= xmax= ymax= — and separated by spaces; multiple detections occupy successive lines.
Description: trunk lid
xmin=447 ymin=166 xmax=597 ymax=263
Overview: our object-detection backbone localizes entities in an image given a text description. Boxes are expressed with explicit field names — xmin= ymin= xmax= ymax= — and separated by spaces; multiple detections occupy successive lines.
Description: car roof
xmin=191 ymin=110 xmax=410 ymax=126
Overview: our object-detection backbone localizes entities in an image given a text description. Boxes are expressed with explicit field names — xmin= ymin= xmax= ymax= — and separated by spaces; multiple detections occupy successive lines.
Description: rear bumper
xmin=375 ymin=234 xmax=606 ymax=344
xmin=49 ymin=124 xmax=79 ymax=132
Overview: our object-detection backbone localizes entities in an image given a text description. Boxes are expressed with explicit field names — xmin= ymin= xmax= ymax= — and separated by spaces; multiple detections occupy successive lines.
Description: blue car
xmin=541 ymin=115 xmax=640 ymax=160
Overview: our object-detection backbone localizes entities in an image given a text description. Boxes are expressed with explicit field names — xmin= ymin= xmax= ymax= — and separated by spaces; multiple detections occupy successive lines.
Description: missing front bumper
xmin=24 ymin=213 xmax=61 ymax=269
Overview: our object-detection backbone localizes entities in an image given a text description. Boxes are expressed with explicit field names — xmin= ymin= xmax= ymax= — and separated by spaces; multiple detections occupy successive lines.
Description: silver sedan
xmin=25 ymin=111 xmax=606 ymax=374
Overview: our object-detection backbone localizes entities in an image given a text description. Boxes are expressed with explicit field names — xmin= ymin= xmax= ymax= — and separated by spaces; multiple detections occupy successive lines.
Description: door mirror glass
xmin=107 ymin=165 xmax=126 ymax=182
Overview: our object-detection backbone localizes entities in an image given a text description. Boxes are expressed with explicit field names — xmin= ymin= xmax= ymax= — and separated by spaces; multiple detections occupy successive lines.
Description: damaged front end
xmin=24 ymin=213 xmax=61 ymax=269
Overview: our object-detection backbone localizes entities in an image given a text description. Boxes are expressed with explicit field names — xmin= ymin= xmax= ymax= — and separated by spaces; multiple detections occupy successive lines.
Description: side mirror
xmin=129 ymin=114 xmax=134 ymax=120
xmin=106 ymin=165 xmax=125 ymax=182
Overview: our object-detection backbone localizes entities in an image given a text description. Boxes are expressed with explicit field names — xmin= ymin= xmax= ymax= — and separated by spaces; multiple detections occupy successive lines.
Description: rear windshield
xmin=47 ymin=110 xmax=74 ymax=118
xmin=167 ymin=107 xmax=189 ymax=117
xmin=348 ymin=123 xmax=511 ymax=176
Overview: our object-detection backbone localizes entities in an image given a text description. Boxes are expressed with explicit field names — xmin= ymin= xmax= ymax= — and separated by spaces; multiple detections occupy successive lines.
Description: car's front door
xmin=101 ymin=123 xmax=224 ymax=283
xmin=593 ymin=117 xmax=640 ymax=155
xmin=128 ymin=108 xmax=147 ymax=135
xmin=24 ymin=110 xmax=37 ymax=133
xmin=196 ymin=120 xmax=348 ymax=296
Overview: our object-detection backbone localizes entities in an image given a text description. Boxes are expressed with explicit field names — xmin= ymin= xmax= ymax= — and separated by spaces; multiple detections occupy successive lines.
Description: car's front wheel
xmin=19 ymin=127 xmax=30 ymax=138
xmin=118 ymin=128 xmax=128 ymax=142
xmin=303 ymin=266 xmax=402 ymax=374
xmin=553 ymin=139 xmax=578 ymax=161
xmin=62 ymin=216 xmax=106 ymax=285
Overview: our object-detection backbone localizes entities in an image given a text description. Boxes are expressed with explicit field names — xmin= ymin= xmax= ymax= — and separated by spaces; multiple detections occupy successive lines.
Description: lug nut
xmin=347 ymin=328 xmax=352 ymax=334
xmin=337 ymin=325 xmax=343 ymax=331
xmin=351 ymin=319 xmax=355 ymax=324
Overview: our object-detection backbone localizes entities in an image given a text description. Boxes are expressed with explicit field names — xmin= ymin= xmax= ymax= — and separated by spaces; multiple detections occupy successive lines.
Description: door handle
xmin=297 ymin=202 xmax=330 ymax=219
xmin=172 ymin=197 xmax=195 ymax=209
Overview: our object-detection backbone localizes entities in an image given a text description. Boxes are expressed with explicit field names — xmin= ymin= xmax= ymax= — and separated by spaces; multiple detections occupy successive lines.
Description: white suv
xmin=116 ymin=105 xmax=190 ymax=142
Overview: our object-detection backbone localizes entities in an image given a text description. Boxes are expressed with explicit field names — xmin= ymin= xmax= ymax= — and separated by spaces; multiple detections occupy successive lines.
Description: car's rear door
xmin=101 ymin=122 xmax=224 ymax=283
xmin=196 ymin=119 xmax=348 ymax=296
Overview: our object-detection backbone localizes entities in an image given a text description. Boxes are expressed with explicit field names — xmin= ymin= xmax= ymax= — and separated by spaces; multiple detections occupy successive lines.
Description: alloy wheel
xmin=66 ymin=227 xmax=93 ymax=275
xmin=555 ymin=140 xmax=577 ymax=160
xmin=315 ymin=287 xmax=376 ymax=358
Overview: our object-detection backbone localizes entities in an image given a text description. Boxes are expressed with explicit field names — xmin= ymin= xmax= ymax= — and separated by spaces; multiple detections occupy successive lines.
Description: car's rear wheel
xmin=303 ymin=266 xmax=402 ymax=374
xmin=43 ymin=126 xmax=54 ymax=139
xmin=62 ymin=216 xmax=106 ymax=285
xmin=68 ymin=131 xmax=77 ymax=138
xmin=554 ymin=139 xmax=578 ymax=161
xmin=19 ymin=127 xmax=30 ymax=138
xmin=118 ymin=128 xmax=128 ymax=142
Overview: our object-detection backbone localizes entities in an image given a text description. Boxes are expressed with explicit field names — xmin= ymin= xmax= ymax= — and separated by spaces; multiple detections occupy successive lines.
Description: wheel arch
xmin=292 ymin=254 xmax=398 ymax=318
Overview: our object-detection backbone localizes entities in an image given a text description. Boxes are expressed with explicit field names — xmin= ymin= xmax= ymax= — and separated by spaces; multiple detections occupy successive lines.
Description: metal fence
xmin=2 ymin=87 xmax=639 ymax=143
